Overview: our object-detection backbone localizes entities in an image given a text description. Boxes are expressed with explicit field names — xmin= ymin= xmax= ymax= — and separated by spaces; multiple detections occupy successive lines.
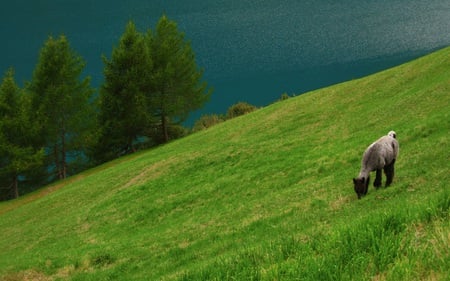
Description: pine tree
xmin=0 ymin=69 xmax=43 ymax=199
xmin=95 ymin=17 xmax=211 ymax=162
xmin=96 ymin=21 xmax=153 ymax=162
xmin=28 ymin=35 xmax=95 ymax=180
xmin=148 ymin=15 xmax=211 ymax=143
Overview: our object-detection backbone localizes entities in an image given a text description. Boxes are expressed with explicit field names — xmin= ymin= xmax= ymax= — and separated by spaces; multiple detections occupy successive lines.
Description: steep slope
xmin=0 ymin=46 xmax=449 ymax=280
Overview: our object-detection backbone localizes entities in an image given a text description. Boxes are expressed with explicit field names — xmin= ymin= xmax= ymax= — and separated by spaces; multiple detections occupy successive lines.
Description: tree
xmin=0 ymin=69 xmax=43 ymax=199
xmin=28 ymin=35 xmax=95 ymax=180
xmin=96 ymin=21 xmax=153 ymax=162
xmin=95 ymin=17 xmax=211 ymax=162
xmin=148 ymin=15 xmax=212 ymax=142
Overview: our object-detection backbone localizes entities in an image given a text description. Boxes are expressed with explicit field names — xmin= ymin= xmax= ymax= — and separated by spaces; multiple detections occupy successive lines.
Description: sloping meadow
xmin=0 ymin=47 xmax=449 ymax=280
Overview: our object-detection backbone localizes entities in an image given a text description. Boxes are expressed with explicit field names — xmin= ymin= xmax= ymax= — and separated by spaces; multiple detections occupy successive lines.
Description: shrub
xmin=192 ymin=114 xmax=225 ymax=132
xmin=226 ymin=102 xmax=258 ymax=119
xmin=279 ymin=92 xmax=290 ymax=101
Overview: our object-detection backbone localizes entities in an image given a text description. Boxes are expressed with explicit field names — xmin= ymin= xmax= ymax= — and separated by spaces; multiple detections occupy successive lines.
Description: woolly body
xmin=353 ymin=132 xmax=399 ymax=199
xmin=358 ymin=136 xmax=399 ymax=179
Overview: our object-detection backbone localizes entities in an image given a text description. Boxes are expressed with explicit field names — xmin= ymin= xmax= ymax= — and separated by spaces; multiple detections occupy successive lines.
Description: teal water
xmin=1 ymin=0 xmax=449 ymax=123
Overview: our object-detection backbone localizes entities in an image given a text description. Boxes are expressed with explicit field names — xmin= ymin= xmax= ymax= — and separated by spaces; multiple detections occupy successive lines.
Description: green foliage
xmin=96 ymin=21 xmax=153 ymax=163
xmin=192 ymin=114 xmax=225 ymax=132
xmin=192 ymin=102 xmax=258 ymax=131
xmin=1 ymin=16 xmax=208 ymax=197
xmin=149 ymin=15 xmax=212 ymax=142
xmin=279 ymin=92 xmax=291 ymax=101
xmin=0 ymin=69 xmax=19 ymax=116
xmin=0 ymin=46 xmax=449 ymax=280
xmin=96 ymin=17 xmax=211 ymax=162
xmin=226 ymin=101 xmax=258 ymax=119
xmin=0 ymin=69 xmax=44 ymax=199
xmin=27 ymin=35 xmax=95 ymax=180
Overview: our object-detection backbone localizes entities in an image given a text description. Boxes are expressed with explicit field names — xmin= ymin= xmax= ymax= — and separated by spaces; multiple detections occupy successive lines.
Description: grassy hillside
xmin=1 ymin=46 xmax=449 ymax=281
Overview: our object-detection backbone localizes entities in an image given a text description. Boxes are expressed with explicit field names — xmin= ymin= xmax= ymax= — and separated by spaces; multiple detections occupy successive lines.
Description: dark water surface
xmin=1 ymin=0 xmax=449 ymax=123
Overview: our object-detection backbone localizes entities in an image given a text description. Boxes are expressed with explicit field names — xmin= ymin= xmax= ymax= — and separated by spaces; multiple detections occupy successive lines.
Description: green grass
xmin=1 ymin=46 xmax=449 ymax=280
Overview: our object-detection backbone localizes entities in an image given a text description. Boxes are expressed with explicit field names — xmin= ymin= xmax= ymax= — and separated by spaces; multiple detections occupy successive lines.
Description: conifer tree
xmin=148 ymin=15 xmax=211 ymax=142
xmin=0 ymin=69 xmax=43 ymax=199
xmin=28 ymin=35 xmax=95 ymax=180
xmin=96 ymin=21 xmax=153 ymax=162
xmin=95 ymin=17 xmax=211 ymax=163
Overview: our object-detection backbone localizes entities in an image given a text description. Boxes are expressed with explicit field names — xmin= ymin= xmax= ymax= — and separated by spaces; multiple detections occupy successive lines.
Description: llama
xmin=353 ymin=131 xmax=399 ymax=199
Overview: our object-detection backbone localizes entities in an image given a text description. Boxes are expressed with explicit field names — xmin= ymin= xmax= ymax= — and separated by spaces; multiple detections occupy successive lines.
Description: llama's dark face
xmin=353 ymin=177 xmax=368 ymax=199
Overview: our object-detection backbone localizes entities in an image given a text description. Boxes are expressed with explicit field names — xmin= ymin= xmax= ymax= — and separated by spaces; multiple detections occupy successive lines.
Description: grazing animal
xmin=353 ymin=131 xmax=399 ymax=199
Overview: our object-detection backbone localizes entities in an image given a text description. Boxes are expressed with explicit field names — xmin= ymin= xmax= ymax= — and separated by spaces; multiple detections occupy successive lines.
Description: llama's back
xmin=361 ymin=136 xmax=398 ymax=172
xmin=382 ymin=135 xmax=399 ymax=160
xmin=361 ymin=142 xmax=383 ymax=171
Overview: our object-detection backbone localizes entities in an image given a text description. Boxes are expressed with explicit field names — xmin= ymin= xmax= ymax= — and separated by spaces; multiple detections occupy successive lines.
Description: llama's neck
xmin=358 ymin=169 xmax=370 ymax=180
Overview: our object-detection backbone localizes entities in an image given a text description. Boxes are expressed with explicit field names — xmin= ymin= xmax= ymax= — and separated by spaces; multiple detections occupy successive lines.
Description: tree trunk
xmin=61 ymin=129 xmax=66 ymax=179
xmin=128 ymin=136 xmax=136 ymax=153
xmin=161 ymin=114 xmax=169 ymax=143
xmin=12 ymin=175 xmax=18 ymax=199
xmin=54 ymin=144 xmax=61 ymax=179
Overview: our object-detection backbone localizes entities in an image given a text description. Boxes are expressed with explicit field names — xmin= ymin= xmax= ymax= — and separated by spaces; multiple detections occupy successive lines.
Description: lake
xmin=1 ymin=0 xmax=449 ymax=124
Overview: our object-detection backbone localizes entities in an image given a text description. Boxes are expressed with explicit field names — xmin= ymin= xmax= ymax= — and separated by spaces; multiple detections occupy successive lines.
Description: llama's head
xmin=353 ymin=177 xmax=369 ymax=199
xmin=388 ymin=130 xmax=397 ymax=139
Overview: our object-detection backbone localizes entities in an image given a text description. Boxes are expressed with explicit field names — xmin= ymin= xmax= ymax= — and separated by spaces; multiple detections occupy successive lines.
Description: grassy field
xmin=0 ymin=46 xmax=449 ymax=281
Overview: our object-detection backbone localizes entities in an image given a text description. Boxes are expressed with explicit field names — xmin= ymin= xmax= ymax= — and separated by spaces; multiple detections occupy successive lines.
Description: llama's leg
xmin=384 ymin=163 xmax=395 ymax=187
xmin=374 ymin=169 xmax=382 ymax=188
xmin=364 ymin=176 xmax=370 ymax=195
